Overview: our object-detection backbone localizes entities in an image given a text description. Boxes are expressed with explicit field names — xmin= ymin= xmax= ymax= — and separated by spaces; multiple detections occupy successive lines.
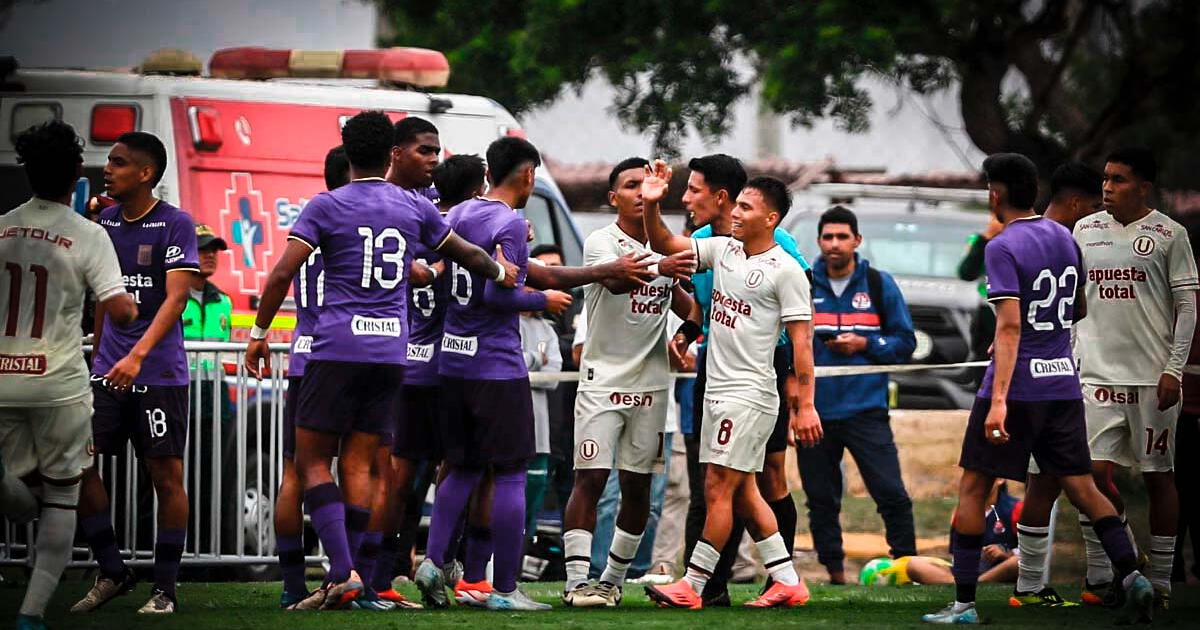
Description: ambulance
xmin=0 ymin=48 xmax=585 ymax=342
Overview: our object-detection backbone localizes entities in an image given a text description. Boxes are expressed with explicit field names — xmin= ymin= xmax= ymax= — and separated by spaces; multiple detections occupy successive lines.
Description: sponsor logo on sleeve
xmin=407 ymin=343 xmax=434 ymax=362
xmin=165 ymin=245 xmax=184 ymax=264
xmin=441 ymin=332 xmax=478 ymax=356
xmin=1030 ymin=357 xmax=1075 ymax=378
xmin=350 ymin=315 xmax=401 ymax=337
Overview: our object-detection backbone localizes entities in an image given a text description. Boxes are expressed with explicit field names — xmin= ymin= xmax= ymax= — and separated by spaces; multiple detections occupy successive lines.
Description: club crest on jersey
xmin=137 ymin=244 xmax=153 ymax=266
xmin=852 ymin=292 xmax=872 ymax=310
xmin=1132 ymin=235 xmax=1156 ymax=257
xmin=579 ymin=439 xmax=599 ymax=461
xmin=745 ymin=269 xmax=764 ymax=288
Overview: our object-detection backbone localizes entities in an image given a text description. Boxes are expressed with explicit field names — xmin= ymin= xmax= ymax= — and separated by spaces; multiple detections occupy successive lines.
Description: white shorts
xmin=1084 ymin=384 xmax=1179 ymax=472
xmin=699 ymin=397 xmax=776 ymax=473
xmin=574 ymin=389 xmax=667 ymax=474
xmin=0 ymin=395 xmax=94 ymax=480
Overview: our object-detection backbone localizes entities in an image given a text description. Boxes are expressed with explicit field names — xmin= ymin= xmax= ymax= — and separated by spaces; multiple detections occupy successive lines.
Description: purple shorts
xmin=295 ymin=360 xmax=403 ymax=437
xmin=283 ymin=376 xmax=300 ymax=460
xmin=90 ymin=378 xmax=189 ymax=458
xmin=393 ymin=384 xmax=442 ymax=460
xmin=959 ymin=397 xmax=1091 ymax=482
xmin=440 ymin=376 xmax=534 ymax=467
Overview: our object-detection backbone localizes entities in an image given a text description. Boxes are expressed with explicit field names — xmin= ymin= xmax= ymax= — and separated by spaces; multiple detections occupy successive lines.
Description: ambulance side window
xmin=523 ymin=192 xmax=583 ymax=266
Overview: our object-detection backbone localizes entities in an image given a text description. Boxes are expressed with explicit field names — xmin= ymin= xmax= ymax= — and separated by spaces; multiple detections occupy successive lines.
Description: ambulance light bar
xmin=209 ymin=47 xmax=450 ymax=87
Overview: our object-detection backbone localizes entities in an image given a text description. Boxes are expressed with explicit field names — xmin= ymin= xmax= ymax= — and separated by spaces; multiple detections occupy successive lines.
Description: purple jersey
xmin=979 ymin=216 xmax=1084 ymax=401
xmin=288 ymin=249 xmax=323 ymax=378
xmin=438 ymin=198 xmax=547 ymax=380
xmin=92 ymin=201 xmax=199 ymax=386
xmin=288 ymin=179 xmax=450 ymax=365
xmin=404 ymin=239 xmax=447 ymax=386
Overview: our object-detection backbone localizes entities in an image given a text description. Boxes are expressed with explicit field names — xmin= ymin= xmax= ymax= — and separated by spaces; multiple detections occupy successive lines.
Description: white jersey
xmin=578 ymin=223 xmax=676 ymax=392
xmin=0 ymin=199 xmax=125 ymax=406
xmin=1074 ymin=210 xmax=1199 ymax=385
xmin=693 ymin=236 xmax=811 ymax=413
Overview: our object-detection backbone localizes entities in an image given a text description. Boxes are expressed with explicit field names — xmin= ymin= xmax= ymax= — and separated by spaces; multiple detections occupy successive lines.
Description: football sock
xmin=950 ymin=531 xmax=982 ymax=604
xmin=464 ymin=525 xmax=494 ymax=583
xmin=683 ymin=540 xmax=720 ymax=594
xmin=1147 ymin=535 xmax=1175 ymax=591
xmin=1122 ymin=514 xmax=1139 ymax=557
xmin=304 ymin=483 xmax=352 ymax=583
xmin=79 ymin=509 xmax=127 ymax=579
xmin=489 ymin=470 xmax=526 ymax=593
xmin=153 ymin=528 xmax=186 ymax=599
xmin=1079 ymin=514 xmax=1114 ymax=585
xmin=371 ymin=533 xmax=401 ymax=593
xmin=1015 ymin=523 xmax=1050 ymax=593
xmin=276 ymin=534 xmax=308 ymax=596
xmin=425 ymin=468 xmax=483 ymax=567
xmin=768 ymin=496 xmax=798 ymax=556
xmin=1092 ymin=515 xmax=1137 ymax=580
xmin=19 ymin=482 xmax=78 ymax=618
xmin=756 ymin=532 xmax=799 ymax=586
xmin=355 ymin=531 xmax=382 ymax=591
xmin=563 ymin=529 xmax=593 ymax=591
xmin=0 ymin=473 xmax=38 ymax=523
xmin=599 ymin=527 xmax=642 ymax=586
xmin=345 ymin=504 xmax=371 ymax=560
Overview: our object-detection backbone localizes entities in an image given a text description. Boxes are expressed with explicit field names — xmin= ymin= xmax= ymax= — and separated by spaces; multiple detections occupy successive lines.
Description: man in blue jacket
xmin=800 ymin=205 xmax=917 ymax=584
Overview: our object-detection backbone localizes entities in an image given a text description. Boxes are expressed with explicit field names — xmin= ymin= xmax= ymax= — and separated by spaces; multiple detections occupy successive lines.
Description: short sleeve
xmin=1169 ymin=231 xmax=1200 ymax=292
xmin=777 ymin=263 xmax=813 ymax=322
xmin=984 ymin=239 xmax=1020 ymax=301
xmin=289 ymin=193 xmax=327 ymax=250
xmin=165 ymin=211 xmax=200 ymax=272
xmin=83 ymin=224 xmax=126 ymax=302
xmin=583 ymin=228 xmax=620 ymax=267
xmin=496 ymin=214 xmax=531 ymax=277
xmin=416 ymin=195 xmax=452 ymax=250
xmin=692 ymin=236 xmax=725 ymax=272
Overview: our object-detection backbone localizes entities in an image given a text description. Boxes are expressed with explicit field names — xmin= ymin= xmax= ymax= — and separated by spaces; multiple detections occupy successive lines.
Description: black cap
xmin=195 ymin=223 xmax=228 ymax=251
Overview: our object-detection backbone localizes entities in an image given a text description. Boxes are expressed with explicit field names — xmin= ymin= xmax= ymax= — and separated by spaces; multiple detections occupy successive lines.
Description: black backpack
xmin=805 ymin=266 xmax=888 ymax=328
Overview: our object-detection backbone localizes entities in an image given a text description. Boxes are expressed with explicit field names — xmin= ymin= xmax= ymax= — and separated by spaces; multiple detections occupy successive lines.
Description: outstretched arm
xmin=642 ymin=160 xmax=692 ymax=256
xmin=525 ymin=253 xmax=655 ymax=292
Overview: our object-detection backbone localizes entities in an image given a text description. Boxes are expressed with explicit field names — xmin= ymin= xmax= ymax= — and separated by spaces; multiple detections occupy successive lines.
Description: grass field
xmin=4 ymin=579 xmax=1196 ymax=629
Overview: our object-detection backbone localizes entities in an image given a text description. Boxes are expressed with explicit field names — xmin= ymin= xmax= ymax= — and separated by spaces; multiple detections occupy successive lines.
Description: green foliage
xmin=379 ymin=1 xmax=1200 ymax=188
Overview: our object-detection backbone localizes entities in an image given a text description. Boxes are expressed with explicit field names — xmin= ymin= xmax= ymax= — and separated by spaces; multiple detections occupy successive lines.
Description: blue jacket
xmin=811 ymin=255 xmax=915 ymax=420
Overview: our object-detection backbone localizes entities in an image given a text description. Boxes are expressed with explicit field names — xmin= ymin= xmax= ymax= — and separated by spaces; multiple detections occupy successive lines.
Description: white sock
xmin=20 ymin=482 xmax=80 ymax=617
xmin=599 ymin=527 xmax=643 ymax=586
xmin=0 ymin=472 xmax=38 ymax=523
xmin=1147 ymin=535 xmax=1175 ymax=591
xmin=1016 ymin=523 xmax=1050 ymax=593
xmin=563 ymin=528 xmax=592 ymax=591
xmin=755 ymin=532 xmax=798 ymax=586
xmin=1080 ymin=514 xmax=1114 ymax=585
xmin=683 ymin=540 xmax=720 ymax=594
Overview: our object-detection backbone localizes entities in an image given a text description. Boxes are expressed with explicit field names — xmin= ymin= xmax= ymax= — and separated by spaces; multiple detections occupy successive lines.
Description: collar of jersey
xmin=29 ymin=197 xmax=72 ymax=213
xmin=478 ymin=196 xmax=514 ymax=211
xmin=351 ymin=177 xmax=386 ymax=183
xmin=121 ymin=199 xmax=162 ymax=223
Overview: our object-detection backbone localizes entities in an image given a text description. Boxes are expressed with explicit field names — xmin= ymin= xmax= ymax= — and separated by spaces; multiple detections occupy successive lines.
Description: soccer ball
xmin=859 ymin=557 xmax=902 ymax=586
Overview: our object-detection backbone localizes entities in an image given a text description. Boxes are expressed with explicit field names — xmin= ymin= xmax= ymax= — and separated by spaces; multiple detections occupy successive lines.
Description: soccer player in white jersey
xmin=561 ymin=157 xmax=696 ymax=607
xmin=640 ymin=161 xmax=819 ymax=609
xmin=1071 ymin=148 xmax=1197 ymax=608
xmin=0 ymin=121 xmax=137 ymax=630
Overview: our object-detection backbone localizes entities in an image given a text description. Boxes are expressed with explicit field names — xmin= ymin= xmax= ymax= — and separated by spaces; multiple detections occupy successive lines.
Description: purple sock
xmin=356 ymin=530 xmax=383 ymax=590
xmin=345 ymin=504 xmax=371 ymax=559
xmin=304 ymin=483 xmax=352 ymax=583
xmin=371 ymin=533 xmax=401 ymax=593
xmin=277 ymin=534 xmax=307 ymax=596
xmin=489 ymin=470 xmax=526 ymax=593
xmin=950 ymin=530 xmax=982 ymax=604
xmin=446 ymin=513 xmax=467 ymax=562
xmin=425 ymin=468 xmax=484 ymax=566
xmin=153 ymin=528 xmax=186 ymax=599
xmin=80 ymin=510 xmax=126 ymax=578
xmin=464 ymin=525 xmax=494 ymax=583
xmin=1093 ymin=515 xmax=1137 ymax=578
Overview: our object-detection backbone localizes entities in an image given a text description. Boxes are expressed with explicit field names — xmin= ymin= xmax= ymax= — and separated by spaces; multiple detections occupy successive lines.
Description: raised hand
xmin=641 ymin=159 xmax=673 ymax=204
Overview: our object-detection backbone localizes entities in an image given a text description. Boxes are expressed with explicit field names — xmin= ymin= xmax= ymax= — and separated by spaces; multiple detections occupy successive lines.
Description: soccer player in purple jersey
xmin=921 ymin=154 xmax=1153 ymax=625
xmin=243 ymin=111 xmax=518 ymax=611
xmin=271 ymin=145 xmax=345 ymax=609
xmin=70 ymin=132 xmax=199 ymax=616
xmin=416 ymin=137 xmax=572 ymax=612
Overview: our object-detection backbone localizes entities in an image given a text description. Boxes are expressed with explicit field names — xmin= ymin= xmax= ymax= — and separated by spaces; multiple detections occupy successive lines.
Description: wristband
xmin=250 ymin=324 xmax=268 ymax=340
xmin=675 ymin=320 xmax=702 ymax=345
xmin=427 ymin=263 xmax=439 ymax=280
xmin=494 ymin=263 xmax=506 ymax=283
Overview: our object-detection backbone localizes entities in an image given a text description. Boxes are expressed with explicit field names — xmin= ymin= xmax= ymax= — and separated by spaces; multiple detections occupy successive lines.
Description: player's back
xmin=439 ymin=197 xmax=527 ymax=379
xmin=0 ymin=199 xmax=125 ymax=406
xmin=979 ymin=216 xmax=1081 ymax=401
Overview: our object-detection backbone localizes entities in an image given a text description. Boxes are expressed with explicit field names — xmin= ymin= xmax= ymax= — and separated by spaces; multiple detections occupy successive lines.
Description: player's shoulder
xmin=1143 ymin=210 xmax=1188 ymax=243
xmin=157 ymin=201 xmax=195 ymax=228
xmin=1073 ymin=212 xmax=1113 ymax=237
xmin=584 ymin=222 xmax=620 ymax=248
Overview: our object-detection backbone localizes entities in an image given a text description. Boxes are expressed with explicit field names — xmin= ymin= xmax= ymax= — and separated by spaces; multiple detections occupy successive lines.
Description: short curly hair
xmin=15 ymin=120 xmax=84 ymax=199
xmin=341 ymin=110 xmax=394 ymax=172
